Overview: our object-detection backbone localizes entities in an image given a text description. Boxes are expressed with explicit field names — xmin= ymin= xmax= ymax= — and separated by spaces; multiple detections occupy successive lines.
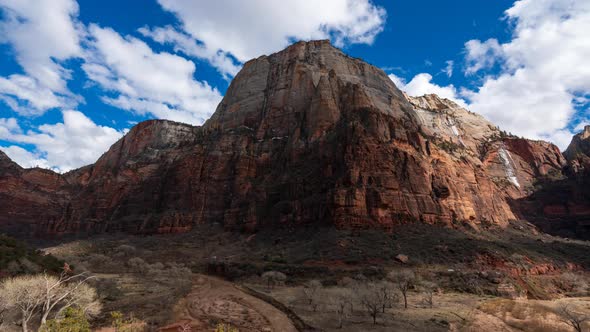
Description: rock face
xmin=515 ymin=126 xmax=590 ymax=239
xmin=0 ymin=151 xmax=68 ymax=235
xmin=0 ymin=40 xmax=576 ymax=236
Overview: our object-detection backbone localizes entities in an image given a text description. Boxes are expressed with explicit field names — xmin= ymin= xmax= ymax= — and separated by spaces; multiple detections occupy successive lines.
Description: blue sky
xmin=0 ymin=0 xmax=589 ymax=172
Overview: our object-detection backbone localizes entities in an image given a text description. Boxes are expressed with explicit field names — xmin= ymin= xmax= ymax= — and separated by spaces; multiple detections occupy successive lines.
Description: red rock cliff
xmin=0 ymin=40 xmax=572 ymax=235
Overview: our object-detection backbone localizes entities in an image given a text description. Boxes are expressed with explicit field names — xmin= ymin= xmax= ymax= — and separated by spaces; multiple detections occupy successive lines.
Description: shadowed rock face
xmin=0 ymin=40 xmax=573 ymax=236
xmin=514 ymin=126 xmax=590 ymax=239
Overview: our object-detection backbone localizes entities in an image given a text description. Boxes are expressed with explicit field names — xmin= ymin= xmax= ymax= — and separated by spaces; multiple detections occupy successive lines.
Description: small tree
xmin=0 ymin=272 xmax=100 ymax=332
xmin=359 ymin=283 xmax=383 ymax=325
xmin=39 ymin=272 xmax=100 ymax=326
xmin=303 ymin=280 xmax=322 ymax=311
xmin=420 ymin=281 xmax=437 ymax=308
xmin=332 ymin=290 xmax=351 ymax=329
xmin=388 ymin=269 xmax=415 ymax=309
xmin=377 ymin=282 xmax=397 ymax=313
xmin=0 ymin=275 xmax=45 ymax=332
xmin=558 ymin=304 xmax=589 ymax=332
xmin=261 ymin=271 xmax=287 ymax=290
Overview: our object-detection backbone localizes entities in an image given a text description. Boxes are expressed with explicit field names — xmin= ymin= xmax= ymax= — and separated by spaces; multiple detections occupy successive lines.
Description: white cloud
xmin=0 ymin=117 xmax=20 ymax=137
xmin=138 ymin=26 xmax=241 ymax=79
xmin=155 ymin=0 xmax=386 ymax=64
xmin=443 ymin=60 xmax=454 ymax=78
xmin=389 ymin=73 xmax=468 ymax=108
xmin=0 ymin=145 xmax=50 ymax=169
xmin=83 ymin=25 xmax=223 ymax=125
xmin=0 ymin=75 xmax=76 ymax=116
xmin=463 ymin=0 xmax=590 ymax=149
xmin=0 ymin=0 xmax=82 ymax=115
xmin=0 ymin=111 xmax=124 ymax=172
xmin=464 ymin=39 xmax=502 ymax=75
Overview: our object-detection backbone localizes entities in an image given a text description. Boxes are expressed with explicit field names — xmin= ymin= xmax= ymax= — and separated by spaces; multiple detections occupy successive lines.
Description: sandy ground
xmin=160 ymin=274 xmax=297 ymax=332
xmin=463 ymin=297 xmax=590 ymax=332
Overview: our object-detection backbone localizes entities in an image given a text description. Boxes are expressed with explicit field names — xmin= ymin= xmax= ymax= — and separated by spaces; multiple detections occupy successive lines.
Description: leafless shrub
xmin=261 ymin=271 xmax=287 ymax=290
xmin=0 ymin=274 xmax=44 ymax=332
xmin=337 ymin=277 xmax=355 ymax=287
xmin=87 ymin=254 xmax=110 ymax=267
xmin=0 ymin=272 xmax=101 ymax=332
xmin=19 ymin=258 xmax=41 ymax=274
xmin=377 ymin=282 xmax=398 ymax=313
xmin=557 ymin=304 xmax=589 ymax=332
xmin=91 ymin=278 xmax=122 ymax=301
xmin=302 ymin=280 xmax=322 ymax=312
xmin=420 ymin=281 xmax=437 ymax=308
xmin=126 ymin=257 xmax=148 ymax=274
xmin=142 ymin=262 xmax=192 ymax=295
xmin=359 ymin=283 xmax=383 ymax=325
xmin=387 ymin=269 xmax=416 ymax=309
xmin=556 ymin=273 xmax=589 ymax=295
xmin=85 ymin=254 xmax=118 ymax=272
xmin=332 ymin=291 xmax=351 ymax=329
xmin=115 ymin=244 xmax=136 ymax=257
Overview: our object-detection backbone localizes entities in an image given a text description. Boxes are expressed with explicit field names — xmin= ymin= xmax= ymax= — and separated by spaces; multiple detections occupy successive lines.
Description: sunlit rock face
xmin=0 ymin=40 xmax=572 ymax=236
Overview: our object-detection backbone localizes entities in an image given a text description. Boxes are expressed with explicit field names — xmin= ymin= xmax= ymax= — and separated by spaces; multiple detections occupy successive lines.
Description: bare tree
xmin=0 ymin=272 xmax=100 ymax=332
xmin=332 ymin=290 xmax=351 ymax=329
xmin=388 ymin=269 xmax=415 ymax=309
xmin=338 ymin=277 xmax=358 ymax=314
xmin=558 ymin=304 xmax=589 ymax=332
xmin=420 ymin=281 xmax=437 ymax=308
xmin=39 ymin=271 xmax=100 ymax=325
xmin=359 ymin=283 xmax=383 ymax=325
xmin=303 ymin=280 xmax=322 ymax=311
xmin=0 ymin=275 xmax=44 ymax=332
xmin=377 ymin=282 xmax=397 ymax=313
xmin=261 ymin=271 xmax=287 ymax=291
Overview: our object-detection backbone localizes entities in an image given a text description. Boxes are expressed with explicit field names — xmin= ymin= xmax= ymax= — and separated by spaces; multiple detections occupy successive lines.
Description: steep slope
xmin=564 ymin=125 xmax=590 ymax=166
xmin=515 ymin=126 xmax=590 ymax=239
xmin=0 ymin=151 xmax=68 ymax=235
xmin=0 ymin=40 xmax=571 ymax=236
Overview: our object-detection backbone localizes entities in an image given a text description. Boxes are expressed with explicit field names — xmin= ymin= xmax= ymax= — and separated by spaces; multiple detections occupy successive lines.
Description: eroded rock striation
xmin=0 ymin=40 xmax=579 ymax=236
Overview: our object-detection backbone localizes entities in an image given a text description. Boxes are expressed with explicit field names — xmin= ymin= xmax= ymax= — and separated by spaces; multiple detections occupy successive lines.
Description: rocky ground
xmin=34 ymin=221 xmax=590 ymax=331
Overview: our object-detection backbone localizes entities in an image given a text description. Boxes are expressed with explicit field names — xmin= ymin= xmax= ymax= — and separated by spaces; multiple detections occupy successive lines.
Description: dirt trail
xmin=161 ymin=274 xmax=298 ymax=332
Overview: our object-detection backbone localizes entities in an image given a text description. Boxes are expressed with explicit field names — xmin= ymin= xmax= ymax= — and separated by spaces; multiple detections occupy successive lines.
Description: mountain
xmin=0 ymin=40 xmax=581 ymax=237
xmin=514 ymin=126 xmax=590 ymax=239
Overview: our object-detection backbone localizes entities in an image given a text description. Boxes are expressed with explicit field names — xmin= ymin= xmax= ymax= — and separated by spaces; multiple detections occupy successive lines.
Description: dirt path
xmin=160 ymin=274 xmax=298 ymax=332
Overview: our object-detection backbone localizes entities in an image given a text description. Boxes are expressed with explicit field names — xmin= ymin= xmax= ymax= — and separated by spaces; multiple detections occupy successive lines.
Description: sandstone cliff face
xmin=514 ymin=127 xmax=590 ymax=239
xmin=0 ymin=40 xmax=574 ymax=236
xmin=564 ymin=125 xmax=590 ymax=167
xmin=0 ymin=151 xmax=68 ymax=235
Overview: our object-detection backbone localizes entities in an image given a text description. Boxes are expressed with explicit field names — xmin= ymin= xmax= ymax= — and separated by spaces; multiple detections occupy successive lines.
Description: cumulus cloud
xmin=388 ymin=73 xmax=468 ymax=108
xmin=154 ymin=0 xmax=386 ymax=65
xmin=83 ymin=25 xmax=223 ymax=125
xmin=463 ymin=0 xmax=590 ymax=149
xmin=0 ymin=0 xmax=82 ymax=115
xmin=464 ymin=39 xmax=503 ymax=75
xmin=0 ymin=145 xmax=51 ymax=169
xmin=138 ymin=26 xmax=241 ymax=79
xmin=0 ymin=111 xmax=124 ymax=172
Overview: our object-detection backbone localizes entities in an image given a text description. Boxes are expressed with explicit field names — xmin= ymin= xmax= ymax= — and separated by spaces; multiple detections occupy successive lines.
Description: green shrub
xmin=40 ymin=307 xmax=90 ymax=332
xmin=0 ymin=234 xmax=63 ymax=275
